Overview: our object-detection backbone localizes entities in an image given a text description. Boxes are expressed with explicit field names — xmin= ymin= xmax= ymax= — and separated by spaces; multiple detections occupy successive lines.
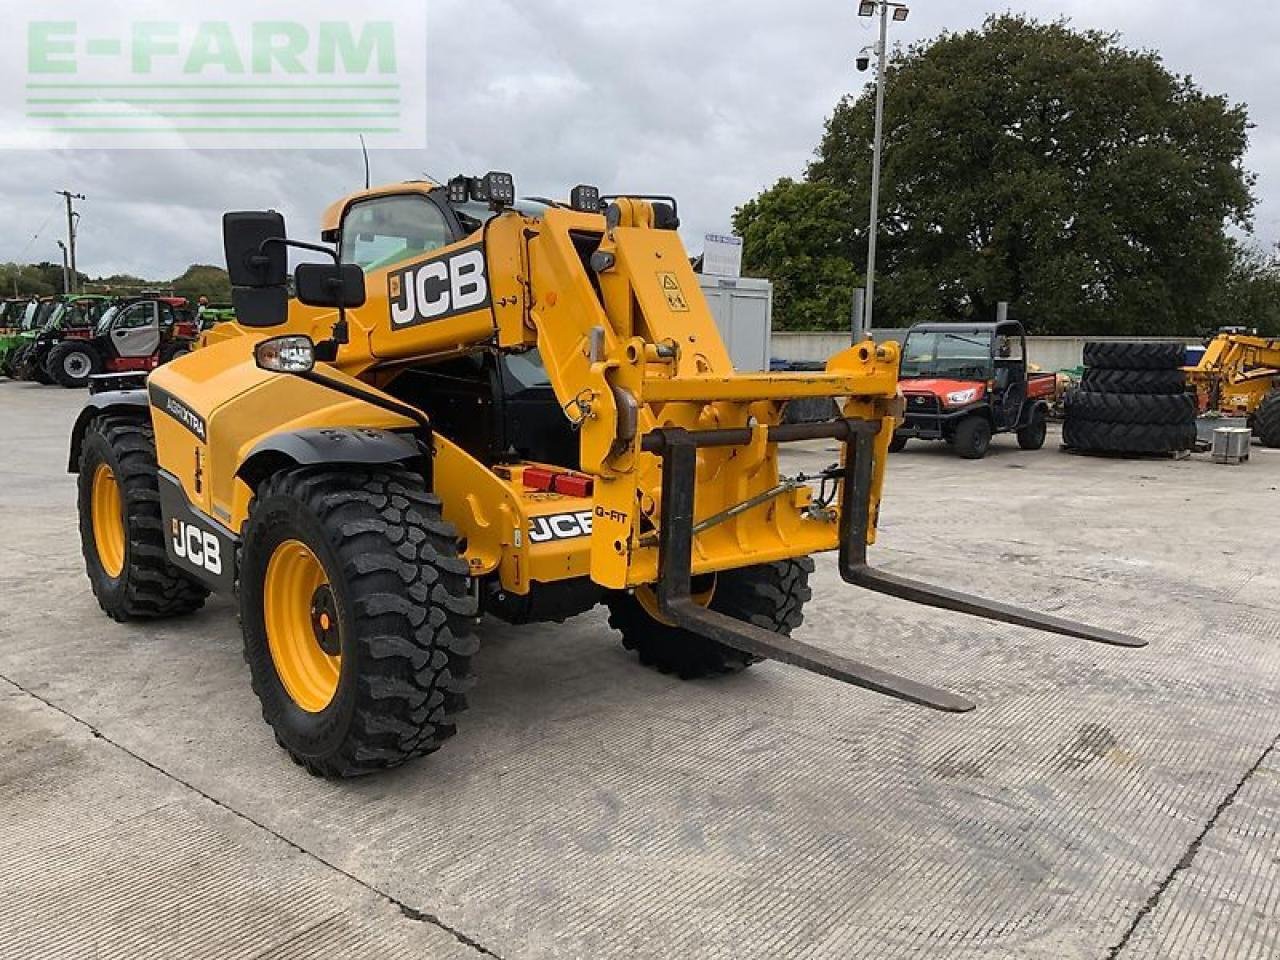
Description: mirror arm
xmin=259 ymin=236 xmax=352 ymax=354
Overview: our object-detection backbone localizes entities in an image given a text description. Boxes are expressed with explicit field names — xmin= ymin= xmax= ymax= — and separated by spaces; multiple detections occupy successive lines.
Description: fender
xmin=1019 ymin=398 xmax=1051 ymax=429
xmin=67 ymin=390 xmax=149 ymax=473
xmin=237 ymin=427 xmax=429 ymax=490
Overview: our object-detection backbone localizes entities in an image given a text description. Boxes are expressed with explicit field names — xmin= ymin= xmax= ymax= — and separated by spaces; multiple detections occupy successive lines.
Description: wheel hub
xmin=65 ymin=352 xmax=90 ymax=378
xmin=309 ymin=585 xmax=341 ymax=656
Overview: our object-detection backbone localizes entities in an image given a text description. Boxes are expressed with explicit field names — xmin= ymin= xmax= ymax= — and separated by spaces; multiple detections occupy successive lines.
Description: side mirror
xmin=295 ymin=262 xmax=366 ymax=309
xmin=232 ymin=286 xmax=289 ymax=329
xmin=223 ymin=211 xmax=288 ymax=288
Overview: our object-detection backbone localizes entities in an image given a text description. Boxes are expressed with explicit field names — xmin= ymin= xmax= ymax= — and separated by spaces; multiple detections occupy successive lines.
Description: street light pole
xmin=856 ymin=1 xmax=908 ymax=333
xmin=864 ymin=3 xmax=889 ymax=333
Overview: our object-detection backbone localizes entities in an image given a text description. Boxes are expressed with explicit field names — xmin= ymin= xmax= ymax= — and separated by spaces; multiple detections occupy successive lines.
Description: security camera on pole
xmin=854 ymin=1 xmax=908 ymax=336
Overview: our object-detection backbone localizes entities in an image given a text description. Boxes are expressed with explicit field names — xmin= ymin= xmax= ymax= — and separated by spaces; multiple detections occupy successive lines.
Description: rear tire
xmin=48 ymin=341 xmax=101 ymax=388
xmin=1064 ymin=390 xmax=1195 ymax=426
xmin=1082 ymin=341 xmax=1185 ymax=371
xmin=607 ymin=558 xmax=814 ymax=679
xmin=76 ymin=416 xmax=209 ymax=621
xmin=1255 ymin=392 xmax=1280 ymax=449
xmin=1080 ymin=368 xmax=1187 ymax=395
xmin=952 ymin=416 xmax=992 ymax=459
xmin=1062 ymin=419 xmax=1197 ymax=454
xmin=239 ymin=467 xmax=478 ymax=778
xmin=1017 ymin=407 xmax=1047 ymax=450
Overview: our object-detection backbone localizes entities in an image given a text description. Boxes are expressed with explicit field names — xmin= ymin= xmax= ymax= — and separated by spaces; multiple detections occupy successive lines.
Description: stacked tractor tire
xmin=1063 ymin=342 xmax=1196 ymax=456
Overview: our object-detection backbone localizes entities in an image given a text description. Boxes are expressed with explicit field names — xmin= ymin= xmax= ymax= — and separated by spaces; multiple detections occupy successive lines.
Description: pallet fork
xmin=648 ymin=417 xmax=1146 ymax=714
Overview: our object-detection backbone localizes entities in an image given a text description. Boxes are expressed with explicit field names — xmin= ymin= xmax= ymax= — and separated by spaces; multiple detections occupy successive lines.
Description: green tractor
xmin=10 ymin=295 xmax=115 ymax=384
xmin=0 ymin=299 xmax=32 ymax=378
xmin=0 ymin=298 xmax=57 ymax=379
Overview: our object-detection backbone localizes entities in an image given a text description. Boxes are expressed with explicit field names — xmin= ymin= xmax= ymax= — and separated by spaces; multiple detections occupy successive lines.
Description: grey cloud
xmin=1 ymin=0 xmax=1274 ymax=280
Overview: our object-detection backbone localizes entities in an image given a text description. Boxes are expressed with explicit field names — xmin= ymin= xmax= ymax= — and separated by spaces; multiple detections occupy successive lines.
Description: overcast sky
xmin=1 ymin=0 xmax=1276 ymax=279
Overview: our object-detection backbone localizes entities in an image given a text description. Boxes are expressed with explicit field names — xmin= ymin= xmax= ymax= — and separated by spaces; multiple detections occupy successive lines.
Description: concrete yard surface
xmin=0 ymin=382 xmax=1278 ymax=959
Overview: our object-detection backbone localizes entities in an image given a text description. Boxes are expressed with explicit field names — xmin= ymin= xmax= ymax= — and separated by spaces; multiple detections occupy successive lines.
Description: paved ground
xmin=0 ymin=382 xmax=1277 ymax=960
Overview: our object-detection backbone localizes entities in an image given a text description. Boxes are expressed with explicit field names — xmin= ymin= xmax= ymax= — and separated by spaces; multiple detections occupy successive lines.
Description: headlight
xmin=945 ymin=388 xmax=979 ymax=406
xmin=254 ymin=335 xmax=315 ymax=373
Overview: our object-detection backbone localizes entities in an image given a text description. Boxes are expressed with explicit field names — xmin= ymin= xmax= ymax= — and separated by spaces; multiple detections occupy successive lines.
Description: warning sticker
xmin=657 ymin=271 xmax=690 ymax=312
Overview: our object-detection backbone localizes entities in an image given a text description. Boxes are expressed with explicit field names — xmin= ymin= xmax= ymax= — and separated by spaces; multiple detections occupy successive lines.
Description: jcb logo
xmin=389 ymin=246 xmax=490 ymax=329
xmin=528 ymin=511 xmax=594 ymax=544
xmin=172 ymin=519 xmax=222 ymax=576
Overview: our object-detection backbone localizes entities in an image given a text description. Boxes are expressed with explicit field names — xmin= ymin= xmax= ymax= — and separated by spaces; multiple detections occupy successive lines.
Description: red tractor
xmin=45 ymin=296 xmax=199 ymax=388
xmin=891 ymin=320 xmax=1054 ymax=459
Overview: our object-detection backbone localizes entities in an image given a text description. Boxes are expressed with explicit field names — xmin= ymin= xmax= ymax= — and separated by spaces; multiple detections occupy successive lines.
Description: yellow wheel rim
xmin=635 ymin=576 xmax=716 ymax=627
xmin=263 ymin=539 xmax=342 ymax=713
xmin=91 ymin=463 xmax=126 ymax=579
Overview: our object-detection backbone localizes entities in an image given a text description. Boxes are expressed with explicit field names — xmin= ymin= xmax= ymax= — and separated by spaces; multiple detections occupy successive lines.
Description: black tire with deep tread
xmin=952 ymin=415 xmax=992 ymax=459
xmin=606 ymin=558 xmax=814 ymax=679
xmin=239 ymin=467 xmax=478 ymax=778
xmin=48 ymin=341 xmax=101 ymax=388
xmin=1062 ymin=419 xmax=1197 ymax=454
xmin=77 ymin=415 xmax=210 ymax=621
xmin=1064 ymin=390 xmax=1196 ymax=426
xmin=1082 ymin=341 xmax=1185 ymax=371
xmin=1255 ymin=392 xmax=1280 ymax=449
xmin=1080 ymin=367 xmax=1187 ymax=395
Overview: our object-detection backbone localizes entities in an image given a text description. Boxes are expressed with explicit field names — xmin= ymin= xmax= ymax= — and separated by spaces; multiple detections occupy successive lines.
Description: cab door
xmin=110 ymin=301 xmax=161 ymax=357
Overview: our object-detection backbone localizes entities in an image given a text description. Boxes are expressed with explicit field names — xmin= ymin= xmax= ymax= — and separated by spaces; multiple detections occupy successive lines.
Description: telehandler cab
xmin=69 ymin=174 xmax=1143 ymax=777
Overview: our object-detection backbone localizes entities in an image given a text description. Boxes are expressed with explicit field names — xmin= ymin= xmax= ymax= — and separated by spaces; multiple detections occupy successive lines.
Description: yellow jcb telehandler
xmin=1185 ymin=330 xmax=1280 ymax=446
xmin=69 ymin=174 xmax=1144 ymax=777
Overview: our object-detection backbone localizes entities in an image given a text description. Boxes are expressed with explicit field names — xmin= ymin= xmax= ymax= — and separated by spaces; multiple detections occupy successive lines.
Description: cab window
xmin=116 ymin=302 xmax=156 ymax=330
xmin=339 ymin=195 xmax=452 ymax=273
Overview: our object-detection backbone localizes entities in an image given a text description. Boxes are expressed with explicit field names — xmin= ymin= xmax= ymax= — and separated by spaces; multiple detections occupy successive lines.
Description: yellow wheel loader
xmin=69 ymin=174 xmax=1144 ymax=777
xmin=1185 ymin=331 xmax=1280 ymax=446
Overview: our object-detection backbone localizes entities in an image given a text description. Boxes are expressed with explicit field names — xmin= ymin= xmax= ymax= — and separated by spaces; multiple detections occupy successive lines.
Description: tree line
xmin=1 ymin=261 xmax=231 ymax=303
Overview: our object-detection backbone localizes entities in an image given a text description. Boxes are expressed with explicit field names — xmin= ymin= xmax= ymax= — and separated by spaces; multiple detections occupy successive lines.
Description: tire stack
xmin=1063 ymin=342 xmax=1196 ymax=455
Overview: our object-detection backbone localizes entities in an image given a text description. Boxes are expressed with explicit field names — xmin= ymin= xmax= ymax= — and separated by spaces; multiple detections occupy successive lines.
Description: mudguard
xmin=236 ymin=427 xmax=427 ymax=489
xmin=67 ymin=390 xmax=150 ymax=472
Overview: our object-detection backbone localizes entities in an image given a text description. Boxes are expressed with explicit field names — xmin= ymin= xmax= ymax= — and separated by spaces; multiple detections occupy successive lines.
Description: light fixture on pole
xmin=855 ymin=1 xmax=908 ymax=333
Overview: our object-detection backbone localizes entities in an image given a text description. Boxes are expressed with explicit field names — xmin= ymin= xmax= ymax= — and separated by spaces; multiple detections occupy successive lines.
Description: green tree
xmin=735 ymin=179 xmax=859 ymax=330
xmin=1209 ymin=242 xmax=1280 ymax=336
xmin=736 ymin=15 xmax=1256 ymax=334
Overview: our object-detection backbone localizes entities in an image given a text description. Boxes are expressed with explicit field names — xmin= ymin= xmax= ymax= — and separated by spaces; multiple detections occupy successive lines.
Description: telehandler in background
xmin=1185 ymin=330 xmax=1280 ymax=446
xmin=69 ymin=174 xmax=1143 ymax=778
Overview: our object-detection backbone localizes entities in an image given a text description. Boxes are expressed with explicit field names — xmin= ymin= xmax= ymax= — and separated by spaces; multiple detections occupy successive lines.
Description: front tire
xmin=953 ymin=416 xmax=992 ymax=459
xmin=239 ymin=467 xmax=478 ymax=778
xmin=607 ymin=558 xmax=814 ymax=679
xmin=1255 ymin=391 xmax=1280 ymax=449
xmin=49 ymin=341 xmax=101 ymax=388
xmin=889 ymin=434 xmax=909 ymax=453
xmin=76 ymin=416 xmax=209 ymax=621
